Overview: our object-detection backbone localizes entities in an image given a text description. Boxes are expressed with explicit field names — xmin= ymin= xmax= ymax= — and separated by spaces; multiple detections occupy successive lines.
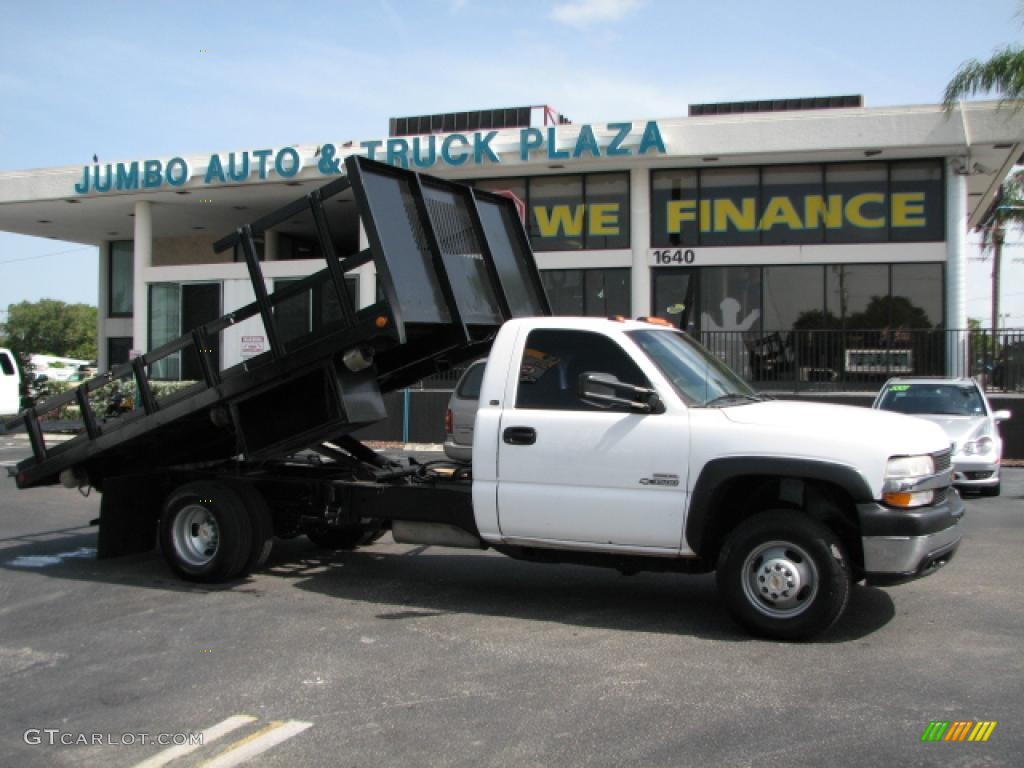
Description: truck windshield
xmin=626 ymin=329 xmax=760 ymax=407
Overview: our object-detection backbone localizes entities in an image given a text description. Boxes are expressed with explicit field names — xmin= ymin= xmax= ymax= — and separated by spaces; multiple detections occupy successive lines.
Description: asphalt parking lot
xmin=0 ymin=437 xmax=1021 ymax=768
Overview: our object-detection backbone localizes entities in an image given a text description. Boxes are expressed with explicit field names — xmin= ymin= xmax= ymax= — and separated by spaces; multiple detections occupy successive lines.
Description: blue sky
xmin=1 ymin=0 xmax=1022 ymax=323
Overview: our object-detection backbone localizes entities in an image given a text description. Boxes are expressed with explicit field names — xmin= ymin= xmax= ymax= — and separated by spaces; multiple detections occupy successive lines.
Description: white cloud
xmin=550 ymin=0 xmax=644 ymax=28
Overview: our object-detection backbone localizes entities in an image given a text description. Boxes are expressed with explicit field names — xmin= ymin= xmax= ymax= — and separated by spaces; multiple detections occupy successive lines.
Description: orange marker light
xmin=375 ymin=316 xmax=389 ymax=328
xmin=637 ymin=316 xmax=673 ymax=327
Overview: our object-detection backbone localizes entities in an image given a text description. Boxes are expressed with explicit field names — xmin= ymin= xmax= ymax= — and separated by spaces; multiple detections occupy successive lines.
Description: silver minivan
xmin=443 ymin=360 xmax=485 ymax=461
xmin=1 ymin=348 xmax=21 ymax=417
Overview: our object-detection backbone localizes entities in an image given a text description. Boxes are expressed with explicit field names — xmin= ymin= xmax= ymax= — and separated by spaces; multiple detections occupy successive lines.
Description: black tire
xmin=159 ymin=481 xmax=252 ymax=583
xmin=228 ymin=481 xmax=274 ymax=575
xmin=307 ymin=523 xmax=383 ymax=550
xmin=979 ymin=483 xmax=1001 ymax=497
xmin=717 ymin=510 xmax=851 ymax=641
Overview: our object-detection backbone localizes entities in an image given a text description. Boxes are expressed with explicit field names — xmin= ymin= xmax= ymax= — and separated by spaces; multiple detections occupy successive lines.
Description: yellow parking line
xmin=199 ymin=719 xmax=313 ymax=768
xmin=131 ymin=715 xmax=257 ymax=768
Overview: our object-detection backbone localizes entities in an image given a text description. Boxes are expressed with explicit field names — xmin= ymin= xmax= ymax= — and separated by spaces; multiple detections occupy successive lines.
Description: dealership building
xmin=0 ymin=97 xmax=1020 ymax=384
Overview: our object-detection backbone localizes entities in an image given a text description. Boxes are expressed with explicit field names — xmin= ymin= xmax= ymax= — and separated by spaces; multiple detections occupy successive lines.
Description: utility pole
xmin=991 ymin=227 xmax=1003 ymax=334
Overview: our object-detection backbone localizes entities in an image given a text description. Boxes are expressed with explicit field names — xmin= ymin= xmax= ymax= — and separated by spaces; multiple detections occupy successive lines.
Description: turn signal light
xmin=444 ymin=408 xmax=453 ymax=435
xmin=375 ymin=316 xmax=389 ymax=328
xmin=883 ymin=490 xmax=934 ymax=508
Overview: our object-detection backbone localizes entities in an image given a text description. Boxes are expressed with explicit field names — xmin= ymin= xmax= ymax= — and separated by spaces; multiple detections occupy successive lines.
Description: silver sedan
xmin=873 ymin=377 xmax=1011 ymax=496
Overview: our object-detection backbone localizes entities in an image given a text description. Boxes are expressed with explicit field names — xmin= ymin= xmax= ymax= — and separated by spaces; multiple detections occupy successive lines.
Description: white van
xmin=0 ymin=348 xmax=21 ymax=416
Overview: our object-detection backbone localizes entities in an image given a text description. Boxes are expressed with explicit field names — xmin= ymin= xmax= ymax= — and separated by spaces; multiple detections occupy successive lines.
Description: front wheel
xmin=717 ymin=510 xmax=851 ymax=641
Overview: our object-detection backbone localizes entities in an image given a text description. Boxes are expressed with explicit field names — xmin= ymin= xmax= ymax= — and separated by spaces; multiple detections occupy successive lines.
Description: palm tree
xmin=943 ymin=45 xmax=1024 ymax=107
xmin=975 ymin=170 xmax=1024 ymax=332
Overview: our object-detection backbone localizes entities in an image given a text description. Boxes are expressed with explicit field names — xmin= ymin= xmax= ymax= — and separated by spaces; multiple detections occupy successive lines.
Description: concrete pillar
xmin=629 ymin=166 xmax=651 ymax=317
xmin=132 ymin=201 xmax=153 ymax=354
xmin=263 ymin=228 xmax=278 ymax=262
xmin=97 ymin=241 xmax=110 ymax=371
xmin=945 ymin=161 xmax=968 ymax=377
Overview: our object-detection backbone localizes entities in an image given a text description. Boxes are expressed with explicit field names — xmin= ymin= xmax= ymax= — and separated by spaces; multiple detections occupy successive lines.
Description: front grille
xmin=933 ymin=488 xmax=947 ymax=504
xmin=965 ymin=471 xmax=994 ymax=480
xmin=933 ymin=449 xmax=952 ymax=474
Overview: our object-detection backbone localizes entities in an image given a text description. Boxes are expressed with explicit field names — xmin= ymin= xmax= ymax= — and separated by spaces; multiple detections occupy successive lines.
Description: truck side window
xmin=0 ymin=353 xmax=14 ymax=376
xmin=516 ymin=329 xmax=649 ymax=411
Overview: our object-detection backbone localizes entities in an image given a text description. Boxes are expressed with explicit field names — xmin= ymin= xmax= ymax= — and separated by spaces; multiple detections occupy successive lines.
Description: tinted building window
xmin=583 ymin=173 xmax=630 ymax=249
xmin=763 ymin=266 xmax=825 ymax=330
xmin=109 ymin=241 xmax=134 ymax=317
xmin=700 ymin=267 xmax=762 ymax=334
xmin=650 ymin=160 xmax=944 ymax=247
xmin=476 ymin=173 xmax=629 ymax=251
xmin=541 ymin=269 xmax=630 ymax=317
xmin=651 ymin=169 xmax=698 ymax=247
xmin=474 ymin=177 xmax=527 ymax=202
xmin=890 ymin=160 xmax=944 ymax=242
xmin=826 ymin=264 xmax=889 ymax=328
xmin=529 ymin=175 xmax=584 ymax=251
xmin=761 ymin=165 xmax=824 ymax=245
xmin=824 ymin=163 xmax=888 ymax=244
xmin=699 ymin=168 xmax=760 ymax=247
xmin=651 ymin=270 xmax=697 ymax=333
xmin=892 ymin=263 xmax=943 ymax=328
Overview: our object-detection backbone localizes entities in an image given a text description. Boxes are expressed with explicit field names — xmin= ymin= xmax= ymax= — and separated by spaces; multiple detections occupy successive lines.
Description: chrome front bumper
xmin=862 ymin=521 xmax=962 ymax=586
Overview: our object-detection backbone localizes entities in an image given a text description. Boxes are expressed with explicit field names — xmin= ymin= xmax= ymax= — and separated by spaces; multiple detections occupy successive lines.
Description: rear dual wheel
xmin=159 ymin=480 xmax=273 ymax=583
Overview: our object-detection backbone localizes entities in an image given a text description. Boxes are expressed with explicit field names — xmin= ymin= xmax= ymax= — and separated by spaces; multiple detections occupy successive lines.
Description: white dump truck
xmin=5 ymin=158 xmax=962 ymax=641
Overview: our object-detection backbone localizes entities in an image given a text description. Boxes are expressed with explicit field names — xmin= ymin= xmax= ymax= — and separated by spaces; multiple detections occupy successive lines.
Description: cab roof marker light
xmin=636 ymin=316 xmax=673 ymax=327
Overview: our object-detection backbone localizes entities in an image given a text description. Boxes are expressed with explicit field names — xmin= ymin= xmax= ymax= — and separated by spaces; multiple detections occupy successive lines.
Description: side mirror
xmin=578 ymin=372 xmax=664 ymax=414
xmin=993 ymin=409 xmax=1011 ymax=422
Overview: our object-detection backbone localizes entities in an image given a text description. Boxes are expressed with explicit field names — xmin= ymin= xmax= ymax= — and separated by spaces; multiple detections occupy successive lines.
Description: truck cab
xmin=471 ymin=317 xmax=963 ymax=639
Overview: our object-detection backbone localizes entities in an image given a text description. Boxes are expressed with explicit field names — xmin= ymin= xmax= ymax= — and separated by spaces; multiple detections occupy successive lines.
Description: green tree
xmin=1 ymin=299 xmax=97 ymax=366
xmin=943 ymin=44 xmax=1024 ymax=107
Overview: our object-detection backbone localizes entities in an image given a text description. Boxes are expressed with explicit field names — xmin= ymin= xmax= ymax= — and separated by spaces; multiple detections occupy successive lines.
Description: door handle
xmin=502 ymin=426 xmax=537 ymax=445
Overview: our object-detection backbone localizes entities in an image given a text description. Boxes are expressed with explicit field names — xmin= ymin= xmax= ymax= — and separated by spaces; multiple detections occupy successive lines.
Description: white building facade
xmin=0 ymin=100 xmax=1020 ymax=384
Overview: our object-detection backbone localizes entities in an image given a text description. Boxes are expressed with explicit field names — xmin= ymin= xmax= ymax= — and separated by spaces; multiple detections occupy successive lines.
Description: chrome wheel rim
xmin=741 ymin=540 xmax=818 ymax=618
xmin=172 ymin=504 xmax=219 ymax=567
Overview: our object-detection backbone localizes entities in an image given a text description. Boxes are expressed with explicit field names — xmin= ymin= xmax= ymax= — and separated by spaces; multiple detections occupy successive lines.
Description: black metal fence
xmin=705 ymin=328 xmax=1024 ymax=393
xmin=411 ymin=328 xmax=1024 ymax=395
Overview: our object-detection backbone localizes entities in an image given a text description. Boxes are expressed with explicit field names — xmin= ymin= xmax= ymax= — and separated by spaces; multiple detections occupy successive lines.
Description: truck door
xmin=496 ymin=328 xmax=688 ymax=551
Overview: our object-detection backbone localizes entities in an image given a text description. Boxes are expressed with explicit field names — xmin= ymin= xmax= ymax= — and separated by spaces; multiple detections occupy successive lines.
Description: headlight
xmin=885 ymin=455 xmax=934 ymax=478
xmin=963 ymin=436 xmax=994 ymax=456
xmin=883 ymin=454 xmax=935 ymax=508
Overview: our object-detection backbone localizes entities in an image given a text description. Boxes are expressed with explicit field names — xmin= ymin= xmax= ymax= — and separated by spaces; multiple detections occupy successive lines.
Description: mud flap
xmin=97 ymin=474 xmax=165 ymax=558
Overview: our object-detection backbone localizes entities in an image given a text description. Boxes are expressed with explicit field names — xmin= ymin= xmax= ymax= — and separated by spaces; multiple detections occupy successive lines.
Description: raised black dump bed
xmin=4 ymin=156 xmax=549 ymax=490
